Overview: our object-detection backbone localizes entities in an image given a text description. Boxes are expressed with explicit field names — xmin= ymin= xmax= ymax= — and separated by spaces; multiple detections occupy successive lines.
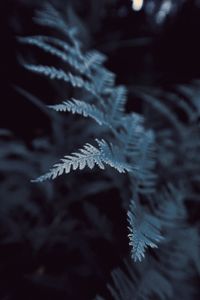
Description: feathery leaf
xmin=128 ymin=200 xmax=163 ymax=262
xmin=48 ymin=99 xmax=107 ymax=125
xmin=18 ymin=36 xmax=87 ymax=75
xmin=32 ymin=139 xmax=131 ymax=182
xmin=23 ymin=63 xmax=97 ymax=95
xmin=108 ymin=86 xmax=127 ymax=125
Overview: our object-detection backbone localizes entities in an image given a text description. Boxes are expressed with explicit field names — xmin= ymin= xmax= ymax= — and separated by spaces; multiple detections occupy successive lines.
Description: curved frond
xmin=34 ymin=3 xmax=80 ymax=48
xmin=118 ymin=113 xmax=144 ymax=155
xmin=131 ymin=130 xmax=157 ymax=194
xmin=92 ymin=68 xmax=116 ymax=94
xmin=18 ymin=36 xmax=87 ymax=75
xmin=23 ymin=63 xmax=97 ymax=95
xmin=127 ymin=201 xmax=163 ymax=262
xmin=48 ymin=99 xmax=107 ymax=125
xmin=108 ymin=86 xmax=127 ymax=125
xmin=84 ymin=50 xmax=107 ymax=69
xmin=119 ymin=116 xmax=156 ymax=198
xmin=32 ymin=139 xmax=131 ymax=182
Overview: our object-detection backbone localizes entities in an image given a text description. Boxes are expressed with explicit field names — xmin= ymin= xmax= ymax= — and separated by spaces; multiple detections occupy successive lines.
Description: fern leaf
xmin=92 ymin=68 xmax=116 ymax=94
xmin=32 ymin=139 xmax=131 ymax=182
xmin=116 ymin=115 xmax=157 ymax=194
xmin=19 ymin=36 xmax=87 ymax=75
xmin=127 ymin=200 xmax=163 ymax=262
xmin=83 ymin=50 xmax=114 ymax=89
xmin=99 ymin=140 xmax=131 ymax=173
xmin=108 ymin=86 xmax=127 ymax=125
xmin=84 ymin=50 xmax=107 ymax=69
xmin=48 ymin=99 xmax=107 ymax=125
xmin=34 ymin=4 xmax=79 ymax=46
xmin=23 ymin=63 xmax=97 ymax=96
xmin=119 ymin=113 xmax=144 ymax=155
xmin=129 ymin=130 xmax=157 ymax=195
xmin=24 ymin=35 xmax=83 ymax=59
xmin=34 ymin=3 xmax=83 ymax=60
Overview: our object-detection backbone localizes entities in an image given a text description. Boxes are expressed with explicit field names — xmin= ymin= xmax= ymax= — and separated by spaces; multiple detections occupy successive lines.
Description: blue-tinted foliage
xmin=18 ymin=3 xmax=200 ymax=300
xmin=127 ymin=200 xmax=163 ymax=262
xmin=48 ymin=99 xmax=107 ymax=125
xmin=19 ymin=2 xmax=182 ymax=265
xmin=106 ymin=260 xmax=172 ymax=300
xmin=32 ymin=139 xmax=132 ymax=182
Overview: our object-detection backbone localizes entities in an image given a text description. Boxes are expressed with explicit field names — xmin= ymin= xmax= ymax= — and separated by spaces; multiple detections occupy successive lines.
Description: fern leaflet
xmin=131 ymin=130 xmax=157 ymax=194
xmin=32 ymin=139 xmax=132 ymax=182
xmin=48 ymin=99 xmax=107 ymax=125
xmin=19 ymin=36 xmax=87 ymax=75
xmin=34 ymin=3 xmax=80 ymax=48
xmin=23 ymin=63 xmax=97 ymax=95
xmin=127 ymin=200 xmax=163 ymax=262
xmin=108 ymin=86 xmax=127 ymax=125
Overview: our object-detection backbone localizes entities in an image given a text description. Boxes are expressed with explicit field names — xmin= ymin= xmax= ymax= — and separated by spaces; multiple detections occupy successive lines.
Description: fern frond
xmin=108 ymin=86 xmax=127 ymax=125
xmin=84 ymin=50 xmax=107 ymax=69
xmin=19 ymin=36 xmax=87 ymax=75
xmin=32 ymin=139 xmax=131 ymax=182
xmin=127 ymin=200 xmax=163 ymax=262
xmin=116 ymin=115 xmax=157 ymax=194
xmin=118 ymin=113 xmax=144 ymax=155
xmin=34 ymin=3 xmax=79 ymax=46
xmin=131 ymin=130 xmax=157 ymax=194
xmin=48 ymin=99 xmax=107 ymax=125
xmin=23 ymin=63 xmax=97 ymax=95
xmin=26 ymin=35 xmax=83 ymax=59
xmin=19 ymin=36 xmax=114 ymax=86
xmin=92 ymin=68 xmax=116 ymax=94
xmin=83 ymin=50 xmax=113 ymax=86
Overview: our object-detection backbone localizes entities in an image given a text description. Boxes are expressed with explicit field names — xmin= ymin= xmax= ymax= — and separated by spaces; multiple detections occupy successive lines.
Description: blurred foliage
xmin=0 ymin=1 xmax=200 ymax=300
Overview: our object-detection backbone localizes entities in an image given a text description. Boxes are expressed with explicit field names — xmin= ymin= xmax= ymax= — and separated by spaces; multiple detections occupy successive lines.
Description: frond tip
xmin=32 ymin=139 xmax=132 ymax=182
xmin=48 ymin=99 xmax=106 ymax=125
xmin=127 ymin=200 xmax=163 ymax=262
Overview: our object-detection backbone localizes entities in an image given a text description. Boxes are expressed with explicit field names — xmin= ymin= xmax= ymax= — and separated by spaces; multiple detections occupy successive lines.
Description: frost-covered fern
xmin=20 ymin=3 xmax=160 ymax=263
xmin=48 ymin=99 xmax=107 ymax=125
xmin=32 ymin=139 xmax=132 ymax=182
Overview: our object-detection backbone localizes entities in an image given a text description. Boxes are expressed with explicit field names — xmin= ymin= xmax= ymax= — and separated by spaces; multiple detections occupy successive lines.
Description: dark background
xmin=0 ymin=1 xmax=200 ymax=299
